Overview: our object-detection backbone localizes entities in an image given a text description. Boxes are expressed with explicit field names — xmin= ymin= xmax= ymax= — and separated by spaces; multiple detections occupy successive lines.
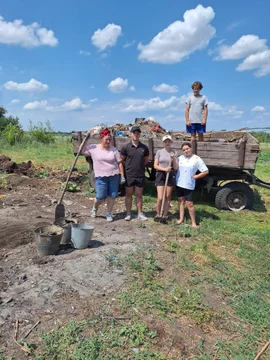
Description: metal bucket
xmin=71 ymin=224 xmax=94 ymax=249
xmin=34 ymin=225 xmax=63 ymax=256
xmin=54 ymin=218 xmax=76 ymax=245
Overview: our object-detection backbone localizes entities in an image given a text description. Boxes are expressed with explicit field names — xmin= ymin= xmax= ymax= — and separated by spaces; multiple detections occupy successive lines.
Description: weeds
xmin=35 ymin=319 xmax=164 ymax=359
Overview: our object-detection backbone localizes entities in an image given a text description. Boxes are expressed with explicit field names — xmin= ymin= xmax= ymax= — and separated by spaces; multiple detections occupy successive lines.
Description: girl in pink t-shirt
xmin=83 ymin=128 xmax=125 ymax=222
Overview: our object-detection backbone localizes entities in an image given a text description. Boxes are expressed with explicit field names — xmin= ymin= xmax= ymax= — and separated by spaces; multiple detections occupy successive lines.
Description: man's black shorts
xmin=126 ymin=176 xmax=145 ymax=188
xmin=155 ymin=171 xmax=176 ymax=187
xmin=176 ymin=186 xmax=193 ymax=201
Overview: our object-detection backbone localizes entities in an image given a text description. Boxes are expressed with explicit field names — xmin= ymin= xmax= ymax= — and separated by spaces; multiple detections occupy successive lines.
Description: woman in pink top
xmin=83 ymin=128 xmax=125 ymax=222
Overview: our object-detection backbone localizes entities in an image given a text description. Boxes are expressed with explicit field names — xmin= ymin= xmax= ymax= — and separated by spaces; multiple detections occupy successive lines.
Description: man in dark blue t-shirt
xmin=120 ymin=126 xmax=149 ymax=221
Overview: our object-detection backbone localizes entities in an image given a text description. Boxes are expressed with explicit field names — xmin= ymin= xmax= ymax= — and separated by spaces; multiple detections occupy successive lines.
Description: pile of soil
xmin=0 ymin=154 xmax=34 ymax=176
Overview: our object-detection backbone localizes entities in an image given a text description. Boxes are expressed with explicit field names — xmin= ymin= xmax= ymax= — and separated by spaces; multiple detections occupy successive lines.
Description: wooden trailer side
xmin=72 ymin=130 xmax=260 ymax=171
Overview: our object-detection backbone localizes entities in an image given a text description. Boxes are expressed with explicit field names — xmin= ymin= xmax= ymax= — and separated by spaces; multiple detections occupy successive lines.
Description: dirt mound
xmin=0 ymin=154 xmax=34 ymax=176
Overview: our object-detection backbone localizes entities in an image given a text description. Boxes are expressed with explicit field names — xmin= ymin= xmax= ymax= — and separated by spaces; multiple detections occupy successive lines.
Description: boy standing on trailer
xmin=185 ymin=81 xmax=208 ymax=142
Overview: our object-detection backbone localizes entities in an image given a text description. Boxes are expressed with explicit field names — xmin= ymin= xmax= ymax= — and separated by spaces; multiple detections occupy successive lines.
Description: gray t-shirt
xmin=186 ymin=95 xmax=208 ymax=123
xmin=155 ymin=149 xmax=176 ymax=169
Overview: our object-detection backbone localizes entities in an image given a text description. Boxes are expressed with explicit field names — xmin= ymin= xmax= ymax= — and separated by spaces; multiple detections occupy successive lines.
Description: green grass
xmin=0 ymin=140 xmax=89 ymax=170
xmin=34 ymin=318 xmax=164 ymax=360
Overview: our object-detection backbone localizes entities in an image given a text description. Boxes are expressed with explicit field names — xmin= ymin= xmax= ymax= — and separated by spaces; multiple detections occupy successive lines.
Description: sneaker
xmin=106 ymin=212 xmax=113 ymax=222
xmin=91 ymin=208 xmax=97 ymax=218
xmin=137 ymin=213 xmax=148 ymax=221
xmin=125 ymin=213 xmax=131 ymax=221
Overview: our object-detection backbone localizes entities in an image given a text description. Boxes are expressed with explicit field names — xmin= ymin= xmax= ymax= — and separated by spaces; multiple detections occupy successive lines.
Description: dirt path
xmin=0 ymin=173 xmax=155 ymax=357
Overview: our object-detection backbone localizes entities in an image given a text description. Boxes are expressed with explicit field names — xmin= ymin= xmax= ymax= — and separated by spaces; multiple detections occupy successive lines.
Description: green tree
xmin=3 ymin=124 xmax=23 ymax=145
xmin=28 ymin=120 xmax=55 ymax=144
xmin=0 ymin=106 xmax=22 ymax=132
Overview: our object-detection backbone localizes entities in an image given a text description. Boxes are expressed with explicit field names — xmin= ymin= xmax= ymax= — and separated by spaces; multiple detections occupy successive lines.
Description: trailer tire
xmin=215 ymin=188 xmax=232 ymax=210
xmin=223 ymin=182 xmax=254 ymax=210
xmin=215 ymin=182 xmax=254 ymax=211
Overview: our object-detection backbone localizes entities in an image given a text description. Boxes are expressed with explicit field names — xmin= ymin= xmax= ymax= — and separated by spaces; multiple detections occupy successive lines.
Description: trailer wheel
xmin=215 ymin=188 xmax=232 ymax=210
xmin=224 ymin=182 xmax=254 ymax=210
xmin=215 ymin=182 xmax=254 ymax=211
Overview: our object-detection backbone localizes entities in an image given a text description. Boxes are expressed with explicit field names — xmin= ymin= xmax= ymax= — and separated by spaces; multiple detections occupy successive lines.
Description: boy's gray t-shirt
xmin=155 ymin=149 xmax=176 ymax=169
xmin=186 ymin=95 xmax=208 ymax=123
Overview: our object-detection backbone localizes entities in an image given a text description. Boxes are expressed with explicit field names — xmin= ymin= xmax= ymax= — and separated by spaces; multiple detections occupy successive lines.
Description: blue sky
xmin=0 ymin=0 xmax=270 ymax=132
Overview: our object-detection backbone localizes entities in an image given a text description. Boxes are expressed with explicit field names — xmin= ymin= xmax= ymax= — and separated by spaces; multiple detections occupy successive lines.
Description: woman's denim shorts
xmin=95 ymin=174 xmax=119 ymax=201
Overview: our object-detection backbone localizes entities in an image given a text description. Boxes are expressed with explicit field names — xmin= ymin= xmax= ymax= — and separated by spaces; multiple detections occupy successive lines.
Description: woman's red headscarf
xmin=99 ymin=128 xmax=111 ymax=139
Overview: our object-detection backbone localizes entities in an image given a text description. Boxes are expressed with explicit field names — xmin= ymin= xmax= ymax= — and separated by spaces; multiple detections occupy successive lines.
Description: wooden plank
xmin=244 ymin=153 xmax=259 ymax=162
xmin=148 ymin=138 xmax=154 ymax=160
xmin=197 ymin=142 xmax=241 ymax=151
xmin=245 ymin=144 xmax=260 ymax=153
xmin=238 ymin=140 xmax=246 ymax=167
xmin=197 ymin=151 xmax=239 ymax=159
xmin=204 ymin=158 xmax=239 ymax=167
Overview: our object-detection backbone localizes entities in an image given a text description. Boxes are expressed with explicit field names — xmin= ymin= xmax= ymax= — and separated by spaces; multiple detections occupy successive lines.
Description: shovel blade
xmin=55 ymin=203 xmax=65 ymax=221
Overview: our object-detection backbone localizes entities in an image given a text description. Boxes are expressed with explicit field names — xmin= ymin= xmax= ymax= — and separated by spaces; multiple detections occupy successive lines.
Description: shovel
xmin=54 ymin=130 xmax=91 ymax=221
xmin=155 ymin=158 xmax=173 ymax=224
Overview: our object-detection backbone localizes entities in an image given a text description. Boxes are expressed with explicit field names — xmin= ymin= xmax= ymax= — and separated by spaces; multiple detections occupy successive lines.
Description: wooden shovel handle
xmin=160 ymin=157 xmax=173 ymax=217
xmin=58 ymin=131 xmax=91 ymax=205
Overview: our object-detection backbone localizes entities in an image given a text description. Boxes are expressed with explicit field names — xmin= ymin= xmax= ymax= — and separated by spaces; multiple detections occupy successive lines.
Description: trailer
xmin=72 ymin=130 xmax=270 ymax=211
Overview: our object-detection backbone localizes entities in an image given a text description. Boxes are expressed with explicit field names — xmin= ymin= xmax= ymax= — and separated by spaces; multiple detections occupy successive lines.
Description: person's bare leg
xmin=191 ymin=133 xmax=196 ymax=143
xmin=186 ymin=201 xmax=198 ymax=228
xmin=156 ymin=186 xmax=164 ymax=216
xmin=125 ymin=186 xmax=134 ymax=213
xmin=134 ymin=186 xmax=144 ymax=214
xmin=177 ymin=197 xmax=185 ymax=224
xmin=107 ymin=196 xmax=115 ymax=213
xmin=198 ymin=133 xmax=204 ymax=142
xmin=93 ymin=199 xmax=103 ymax=209
xmin=163 ymin=186 xmax=173 ymax=217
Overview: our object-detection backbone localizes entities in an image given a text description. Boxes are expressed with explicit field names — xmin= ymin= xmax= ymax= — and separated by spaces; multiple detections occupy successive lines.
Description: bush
xmin=28 ymin=120 xmax=55 ymax=144
xmin=3 ymin=124 xmax=23 ymax=145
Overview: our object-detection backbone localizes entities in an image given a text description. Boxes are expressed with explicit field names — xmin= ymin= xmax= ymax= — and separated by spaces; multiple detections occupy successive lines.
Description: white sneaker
xmin=91 ymin=208 xmax=97 ymax=218
xmin=106 ymin=212 xmax=113 ymax=222
xmin=125 ymin=213 xmax=131 ymax=221
xmin=137 ymin=213 xmax=148 ymax=221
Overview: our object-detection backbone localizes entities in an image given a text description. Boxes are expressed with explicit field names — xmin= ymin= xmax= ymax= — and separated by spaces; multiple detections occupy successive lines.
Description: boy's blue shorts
xmin=95 ymin=174 xmax=119 ymax=200
xmin=186 ymin=123 xmax=206 ymax=134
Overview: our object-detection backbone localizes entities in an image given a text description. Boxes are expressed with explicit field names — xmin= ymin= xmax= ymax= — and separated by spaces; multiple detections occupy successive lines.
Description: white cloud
xmin=226 ymin=20 xmax=243 ymax=31
xmin=251 ymin=106 xmax=266 ymax=112
xmin=138 ymin=5 xmax=215 ymax=64
xmin=0 ymin=15 xmax=58 ymax=48
xmin=236 ymin=50 xmax=270 ymax=77
xmin=4 ymin=78 xmax=48 ymax=92
xmin=216 ymin=39 xmax=226 ymax=46
xmin=100 ymin=52 xmax=108 ymax=59
xmin=121 ymin=95 xmax=187 ymax=112
xmin=153 ymin=83 xmax=179 ymax=93
xmin=224 ymin=106 xmax=244 ymax=119
xmin=91 ymin=23 xmax=122 ymax=51
xmin=123 ymin=40 xmax=136 ymax=48
xmin=208 ymin=101 xmax=224 ymax=111
xmin=61 ymin=97 xmax=88 ymax=110
xmin=89 ymin=85 xmax=95 ymax=89
xmin=214 ymin=35 xmax=267 ymax=60
xmin=79 ymin=50 xmax=91 ymax=56
xmin=24 ymin=100 xmax=48 ymax=110
xmin=88 ymin=98 xmax=98 ymax=103
xmin=108 ymin=77 xmax=128 ymax=93
xmin=129 ymin=86 xmax=136 ymax=92
xmin=10 ymin=99 xmax=20 ymax=104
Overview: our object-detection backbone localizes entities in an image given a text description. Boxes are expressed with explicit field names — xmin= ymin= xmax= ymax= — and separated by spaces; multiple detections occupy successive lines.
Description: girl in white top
xmin=176 ymin=142 xmax=209 ymax=228
xmin=154 ymin=135 xmax=178 ymax=220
